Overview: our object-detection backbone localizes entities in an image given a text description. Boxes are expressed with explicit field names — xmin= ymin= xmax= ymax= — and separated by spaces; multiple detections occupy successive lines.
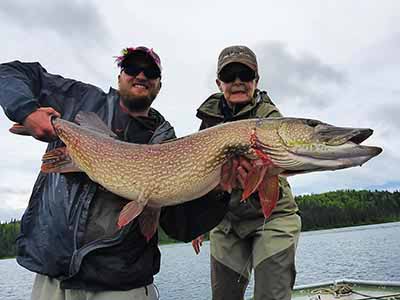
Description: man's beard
xmin=118 ymin=78 xmax=160 ymax=113
xmin=120 ymin=94 xmax=155 ymax=112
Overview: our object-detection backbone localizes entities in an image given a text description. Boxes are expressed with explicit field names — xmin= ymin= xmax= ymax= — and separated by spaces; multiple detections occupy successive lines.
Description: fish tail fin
xmin=41 ymin=147 xmax=81 ymax=173
xmin=9 ymin=123 xmax=30 ymax=136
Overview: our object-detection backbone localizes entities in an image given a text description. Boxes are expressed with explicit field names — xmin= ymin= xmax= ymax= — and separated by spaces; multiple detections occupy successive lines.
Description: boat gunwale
xmin=293 ymin=279 xmax=400 ymax=291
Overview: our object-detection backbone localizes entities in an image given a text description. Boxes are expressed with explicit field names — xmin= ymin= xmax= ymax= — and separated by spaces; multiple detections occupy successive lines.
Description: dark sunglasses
xmin=122 ymin=65 xmax=161 ymax=79
xmin=218 ymin=68 xmax=256 ymax=83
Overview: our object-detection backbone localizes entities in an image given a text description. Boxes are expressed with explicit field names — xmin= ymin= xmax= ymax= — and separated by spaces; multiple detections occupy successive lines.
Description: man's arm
xmin=0 ymin=60 xmax=100 ymax=142
xmin=0 ymin=61 xmax=47 ymax=123
xmin=159 ymin=190 xmax=230 ymax=243
xmin=0 ymin=61 xmax=64 ymax=142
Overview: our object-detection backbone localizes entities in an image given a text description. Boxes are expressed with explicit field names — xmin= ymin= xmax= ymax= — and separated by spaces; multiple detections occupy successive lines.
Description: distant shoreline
xmin=299 ymin=217 xmax=400 ymax=233
xmin=0 ymin=256 xmax=15 ymax=260
xmin=3 ymin=220 xmax=400 ymax=261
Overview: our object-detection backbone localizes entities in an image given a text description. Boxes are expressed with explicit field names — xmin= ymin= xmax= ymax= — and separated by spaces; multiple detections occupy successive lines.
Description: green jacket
xmin=196 ymin=90 xmax=299 ymax=238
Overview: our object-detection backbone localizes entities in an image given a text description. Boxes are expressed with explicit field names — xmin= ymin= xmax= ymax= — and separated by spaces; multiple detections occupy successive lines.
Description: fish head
xmin=254 ymin=117 xmax=383 ymax=175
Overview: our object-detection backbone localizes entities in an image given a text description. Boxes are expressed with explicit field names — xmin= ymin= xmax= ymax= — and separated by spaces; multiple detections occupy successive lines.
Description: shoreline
xmin=3 ymin=220 xmax=400 ymax=260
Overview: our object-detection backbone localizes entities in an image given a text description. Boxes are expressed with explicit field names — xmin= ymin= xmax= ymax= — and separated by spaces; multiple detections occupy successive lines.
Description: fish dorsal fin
xmin=74 ymin=112 xmax=117 ymax=138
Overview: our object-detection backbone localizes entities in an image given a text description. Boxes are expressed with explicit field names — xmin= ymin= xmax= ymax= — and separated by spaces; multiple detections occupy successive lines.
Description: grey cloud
xmin=357 ymin=33 xmax=400 ymax=72
xmin=0 ymin=155 xmax=41 ymax=172
xmin=371 ymin=101 xmax=400 ymax=133
xmin=0 ymin=186 xmax=31 ymax=196
xmin=253 ymin=41 xmax=347 ymax=108
xmin=0 ymin=0 xmax=111 ymax=49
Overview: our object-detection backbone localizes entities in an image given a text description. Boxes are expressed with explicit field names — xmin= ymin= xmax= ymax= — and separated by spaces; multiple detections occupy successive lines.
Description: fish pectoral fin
xmin=75 ymin=112 xmax=118 ymax=138
xmin=41 ymin=147 xmax=82 ymax=173
xmin=241 ymin=163 xmax=268 ymax=201
xmin=257 ymin=175 xmax=279 ymax=219
xmin=139 ymin=206 xmax=161 ymax=242
xmin=118 ymin=197 xmax=148 ymax=229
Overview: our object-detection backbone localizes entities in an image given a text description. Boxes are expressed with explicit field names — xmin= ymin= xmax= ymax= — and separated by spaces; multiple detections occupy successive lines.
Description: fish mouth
xmin=260 ymin=126 xmax=383 ymax=175
xmin=318 ymin=124 xmax=373 ymax=145
xmin=281 ymin=144 xmax=382 ymax=175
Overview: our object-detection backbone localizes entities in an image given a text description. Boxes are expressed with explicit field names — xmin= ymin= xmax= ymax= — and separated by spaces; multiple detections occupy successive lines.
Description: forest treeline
xmin=0 ymin=219 xmax=19 ymax=259
xmin=1 ymin=190 xmax=400 ymax=258
xmin=296 ymin=189 xmax=400 ymax=230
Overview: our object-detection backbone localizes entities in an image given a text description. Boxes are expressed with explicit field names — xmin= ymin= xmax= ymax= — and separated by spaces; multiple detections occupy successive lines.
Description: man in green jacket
xmin=192 ymin=45 xmax=301 ymax=300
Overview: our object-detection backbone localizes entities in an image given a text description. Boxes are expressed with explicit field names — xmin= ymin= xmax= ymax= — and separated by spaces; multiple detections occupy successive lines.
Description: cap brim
xmin=218 ymin=58 xmax=257 ymax=74
xmin=120 ymin=49 xmax=162 ymax=72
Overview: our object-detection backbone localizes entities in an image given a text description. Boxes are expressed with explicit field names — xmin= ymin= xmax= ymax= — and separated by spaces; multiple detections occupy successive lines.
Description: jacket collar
xmin=107 ymin=87 xmax=176 ymax=144
xmin=197 ymin=89 xmax=263 ymax=121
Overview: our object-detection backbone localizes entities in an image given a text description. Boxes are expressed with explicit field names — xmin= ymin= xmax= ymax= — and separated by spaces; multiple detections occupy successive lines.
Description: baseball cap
xmin=115 ymin=46 xmax=162 ymax=73
xmin=217 ymin=45 xmax=258 ymax=77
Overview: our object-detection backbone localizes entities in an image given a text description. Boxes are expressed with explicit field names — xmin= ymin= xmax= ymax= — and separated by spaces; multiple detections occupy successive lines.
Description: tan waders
xmin=210 ymin=213 xmax=301 ymax=300
xmin=31 ymin=274 xmax=158 ymax=300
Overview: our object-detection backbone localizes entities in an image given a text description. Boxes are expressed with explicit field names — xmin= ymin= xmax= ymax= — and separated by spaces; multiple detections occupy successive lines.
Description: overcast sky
xmin=0 ymin=1 xmax=399 ymax=222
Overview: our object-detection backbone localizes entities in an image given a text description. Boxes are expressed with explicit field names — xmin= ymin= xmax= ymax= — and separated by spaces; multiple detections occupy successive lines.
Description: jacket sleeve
xmin=0 ymin=61 xmax=46 ymax=123
xmin=199 ymin=120 xmax=210 ymax=130
xmin=0 ymin=60 xmax=97 ymax=123
xmin=159 ymin=190 xmax=230 ymax=242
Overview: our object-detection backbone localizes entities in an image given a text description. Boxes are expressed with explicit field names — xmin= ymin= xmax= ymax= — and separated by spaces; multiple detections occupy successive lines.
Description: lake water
xmin=1 ymin=222 xmax=399 ymax=300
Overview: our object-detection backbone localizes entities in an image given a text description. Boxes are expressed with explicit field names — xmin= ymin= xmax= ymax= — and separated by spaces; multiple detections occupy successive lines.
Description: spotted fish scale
xmin=53 ymin=116 xmax=256 ymax=206
xmin=14 ymin=112 xmax=381 ymax=240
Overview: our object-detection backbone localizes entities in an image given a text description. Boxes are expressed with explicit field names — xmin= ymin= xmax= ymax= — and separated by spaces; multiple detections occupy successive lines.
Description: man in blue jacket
xmin=0 ymin=46 xmax=230 ymax=300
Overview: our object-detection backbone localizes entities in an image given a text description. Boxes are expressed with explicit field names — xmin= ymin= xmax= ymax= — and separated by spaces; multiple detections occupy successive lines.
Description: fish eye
xmin=306 ymin=119 xmax=322 ymax=127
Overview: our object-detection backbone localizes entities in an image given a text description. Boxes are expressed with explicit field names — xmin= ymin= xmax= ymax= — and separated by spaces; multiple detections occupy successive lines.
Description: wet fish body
xmin=12 ymin=113 xmax=382 ymax=240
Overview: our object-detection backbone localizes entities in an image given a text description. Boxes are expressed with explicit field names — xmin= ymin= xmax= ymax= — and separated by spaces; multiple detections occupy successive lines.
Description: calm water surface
xmin=1 ymin=222 xmax=399 ymax=300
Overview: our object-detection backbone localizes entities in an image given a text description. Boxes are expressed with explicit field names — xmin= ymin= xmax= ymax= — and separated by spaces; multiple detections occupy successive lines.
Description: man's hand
xmin=191 ymin=235 xmax=204 ymax=255
xmin=219 ymin=156 xmax=254 ymax=192
xmin=219 ymin=157 xmax=239 ymax=192
xmin=236 ymin=157 xmax=253 ymax=189
xmin=21 ymin=107 xmax=61 ymax=142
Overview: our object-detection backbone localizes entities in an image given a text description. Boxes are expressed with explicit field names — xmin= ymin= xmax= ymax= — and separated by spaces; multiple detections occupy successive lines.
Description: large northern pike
xmin=10 ymin=112 xmax=382 ymax=240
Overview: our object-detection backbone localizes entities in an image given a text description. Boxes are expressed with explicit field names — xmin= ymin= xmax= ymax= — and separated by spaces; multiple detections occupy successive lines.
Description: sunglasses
xmin=218 ymin=68 xmax=256 ymax=83
xmin=122 ymin=65 xmax=161 ymax=79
